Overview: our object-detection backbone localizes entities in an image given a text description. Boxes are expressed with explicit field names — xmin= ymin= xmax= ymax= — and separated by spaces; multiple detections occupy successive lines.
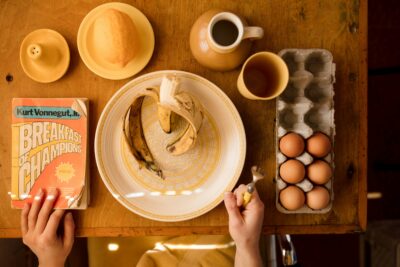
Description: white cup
xmin=207 ymin=12 xmax=264 ymax=54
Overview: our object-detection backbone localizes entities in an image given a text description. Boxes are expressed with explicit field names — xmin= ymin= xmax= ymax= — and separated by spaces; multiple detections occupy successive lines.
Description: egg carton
xmin=275 ymin=49 xmax=336 ymax=214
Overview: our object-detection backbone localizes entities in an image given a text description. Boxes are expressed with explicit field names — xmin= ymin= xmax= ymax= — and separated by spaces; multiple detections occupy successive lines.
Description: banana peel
xmin=159 ymin=76 xmax=203 ymax=156
xmin=123 ymin=87 xmax=163 ymax=177
xmin=122 ymin=76 xmax=204 ymax=178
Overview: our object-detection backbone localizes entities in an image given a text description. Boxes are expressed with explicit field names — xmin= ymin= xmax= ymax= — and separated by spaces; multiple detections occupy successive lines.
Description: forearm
xmin=39 ymin=259 xmax=65 ymax=267
xmin=235 ymin=246 xmax=263 ymax=267
xmin=39 ymin=264 xmax=64 ymax=267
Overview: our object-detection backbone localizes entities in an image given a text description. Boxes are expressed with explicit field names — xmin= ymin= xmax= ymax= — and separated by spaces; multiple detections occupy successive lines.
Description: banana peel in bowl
xmin=122 ymin=76 xmax=204 ymax=179
xmin=123 ymin=87 xmax=161 ymax=176
xmin=159 ymin=76 xmax=204 ymax=155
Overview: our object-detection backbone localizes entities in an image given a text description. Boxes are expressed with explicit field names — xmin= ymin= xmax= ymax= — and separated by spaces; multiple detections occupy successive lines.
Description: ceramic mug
xmin=207 ymin=12 xmax=264 ymax=54
xmin=237 ymin=52 xmax=289 ymax=100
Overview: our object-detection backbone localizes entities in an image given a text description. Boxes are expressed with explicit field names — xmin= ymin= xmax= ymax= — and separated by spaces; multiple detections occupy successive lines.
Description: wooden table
xmin=0 ymin=0 xmax=367 ymax=237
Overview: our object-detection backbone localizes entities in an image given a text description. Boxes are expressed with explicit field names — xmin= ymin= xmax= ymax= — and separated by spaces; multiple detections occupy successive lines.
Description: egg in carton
xmin=275 ymin=49 xmax=336 ymax=214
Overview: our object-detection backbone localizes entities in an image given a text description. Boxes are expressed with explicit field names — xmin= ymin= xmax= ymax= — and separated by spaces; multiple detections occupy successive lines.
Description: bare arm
xmin=224 ymin=184 xmax=264 ymax=267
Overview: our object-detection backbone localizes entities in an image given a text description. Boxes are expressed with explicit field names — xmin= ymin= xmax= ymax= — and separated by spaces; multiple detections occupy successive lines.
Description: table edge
xmin=357 ymin=0 xmax=368 ymax=232
xmin=0 ymin=224 xmax=366 ymax=238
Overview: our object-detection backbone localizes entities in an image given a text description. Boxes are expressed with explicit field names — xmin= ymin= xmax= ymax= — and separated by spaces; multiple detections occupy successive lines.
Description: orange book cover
xmin=11 ymin=98 xmax=89 ymax=209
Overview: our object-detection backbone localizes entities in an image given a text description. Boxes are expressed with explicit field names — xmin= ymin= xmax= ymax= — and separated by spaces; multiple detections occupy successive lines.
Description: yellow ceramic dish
xmin=20 ymin=29 xmax=70 ymax=83
xmin=77 ymin=2 xmax=154 ymax=80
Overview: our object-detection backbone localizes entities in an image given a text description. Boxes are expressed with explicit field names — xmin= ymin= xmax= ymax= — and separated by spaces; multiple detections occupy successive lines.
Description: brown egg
xmin=307 ymin=160 xmax=332 ymax=184
xmin=306 ymin=132 xmax=332 ymax=158
xmin=279 ymin=159 xmax=305 ymax=184
xmin=279 ymin=186 xmax=305 ymax=211
xmin=279 ymin=132 xmax=305 ymax=158
xmin=306 ymin=186 xmax=330 ymax=210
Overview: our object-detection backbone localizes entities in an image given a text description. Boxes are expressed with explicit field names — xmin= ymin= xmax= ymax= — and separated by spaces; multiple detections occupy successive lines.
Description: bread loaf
xmin=93 ymin=9 xmax=139 ymax=67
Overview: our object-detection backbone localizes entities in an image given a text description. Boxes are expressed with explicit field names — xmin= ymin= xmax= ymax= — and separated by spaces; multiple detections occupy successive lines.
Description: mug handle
xmin=242 ymin=26 xmax=264 ymax=40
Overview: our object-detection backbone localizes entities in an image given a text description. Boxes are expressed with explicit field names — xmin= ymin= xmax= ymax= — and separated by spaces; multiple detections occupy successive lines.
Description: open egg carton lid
xmin=275 ymin=48 xmax=336 ymax=214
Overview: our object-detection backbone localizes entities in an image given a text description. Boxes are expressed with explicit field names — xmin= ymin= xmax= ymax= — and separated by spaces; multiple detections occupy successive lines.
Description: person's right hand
xmin=224 ymin=184 xmax=264 ymax=267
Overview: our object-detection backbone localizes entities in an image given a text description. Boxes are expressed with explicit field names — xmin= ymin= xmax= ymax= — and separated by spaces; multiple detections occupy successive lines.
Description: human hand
xmin=224 ymin=184 xmax=264 ymax=267
xmin=21 ymin=188 xmax=75 ymax=267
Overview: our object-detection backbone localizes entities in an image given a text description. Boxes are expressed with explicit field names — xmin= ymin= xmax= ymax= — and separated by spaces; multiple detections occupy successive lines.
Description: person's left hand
xmin=21 ymin=188 xmax=75 ymax=267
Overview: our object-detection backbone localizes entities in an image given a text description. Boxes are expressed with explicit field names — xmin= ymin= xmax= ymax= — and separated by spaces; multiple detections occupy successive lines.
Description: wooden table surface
xmin=0 ymin=0 xmax=367 ymax=237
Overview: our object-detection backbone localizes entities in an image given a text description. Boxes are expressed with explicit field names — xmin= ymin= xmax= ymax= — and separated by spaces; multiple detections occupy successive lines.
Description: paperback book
xmin=11 ymin=98 xmax=89 ymax=209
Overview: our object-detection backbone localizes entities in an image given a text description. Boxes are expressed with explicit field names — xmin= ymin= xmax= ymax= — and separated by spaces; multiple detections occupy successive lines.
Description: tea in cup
xmin=237 ymin=52 xmax=289 ymax=100
xmin=207 ymin=12 xmax=264 ymax=54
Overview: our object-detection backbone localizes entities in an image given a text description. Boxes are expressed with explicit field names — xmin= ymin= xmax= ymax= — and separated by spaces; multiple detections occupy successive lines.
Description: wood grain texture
xmin=0 ymin=0 xmax=367 ymax=237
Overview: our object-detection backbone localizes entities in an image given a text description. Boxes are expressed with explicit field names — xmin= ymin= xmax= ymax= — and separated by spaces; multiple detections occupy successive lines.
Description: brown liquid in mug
xmin=243 ymin=59 xmax=280 ymax=98
xmin=211 ymin=20 xmax=239 ymax=46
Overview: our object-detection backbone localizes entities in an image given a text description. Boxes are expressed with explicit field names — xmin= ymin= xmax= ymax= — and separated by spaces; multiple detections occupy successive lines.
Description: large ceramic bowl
xmin=95 ymin=70 xmax=246 ymax=221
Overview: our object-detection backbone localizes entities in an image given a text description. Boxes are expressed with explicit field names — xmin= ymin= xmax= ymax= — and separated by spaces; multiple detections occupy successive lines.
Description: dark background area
xmin=366 ymin=0 xmax=400 ymax=221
